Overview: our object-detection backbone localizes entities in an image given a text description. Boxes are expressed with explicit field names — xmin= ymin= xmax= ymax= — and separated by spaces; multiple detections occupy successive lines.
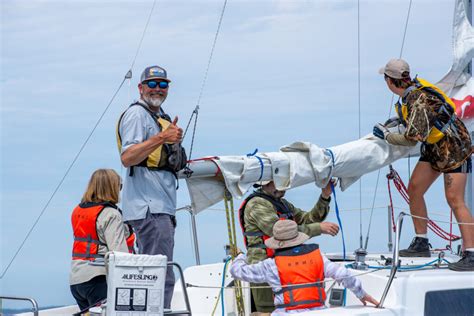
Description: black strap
xmin=72 ymin=253 xmax=105 ymax=259
xmin=274 ymin=244 xmax=319 ymax=257
xmin=79 ymin=201 xmax=117 ymax=210
xmin=275 ymin=299 xmax=324 ymax=309
xmin=240 ymin=191 xmax=294 ymax=249
xmin=74 ymin=236 xmax=107 ymax=246
xmin=245 ymin=191 xmax=294 ymax=219
xmin=247 ymin=243 xmax=267 ymax=249
xmin=244 ymin=231 xmax=264 ymax=237
xmin=273 ymin=282 xmax=324 ymax=295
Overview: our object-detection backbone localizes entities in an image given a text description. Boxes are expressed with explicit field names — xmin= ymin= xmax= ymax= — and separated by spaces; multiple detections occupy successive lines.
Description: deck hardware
xmin=352 ymin=248 xmax=368 ymax=270
xmin=379 ymin=212 xmax=406 ymax=308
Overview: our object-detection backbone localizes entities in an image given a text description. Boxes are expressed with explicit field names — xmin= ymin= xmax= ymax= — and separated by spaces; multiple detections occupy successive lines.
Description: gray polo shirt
xmin=119 ymin=100 xmax=177 ymax=221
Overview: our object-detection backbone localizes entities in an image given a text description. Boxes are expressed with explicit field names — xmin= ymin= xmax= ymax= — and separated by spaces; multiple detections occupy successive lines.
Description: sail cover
xmin=184 ymin=0 xmax=473 ymax=213
xmin=185 ymin=132 xmax=419 ymax=213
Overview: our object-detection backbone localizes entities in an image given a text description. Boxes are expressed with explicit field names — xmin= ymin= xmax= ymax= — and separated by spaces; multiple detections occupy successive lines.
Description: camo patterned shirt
xmin=243 ymin=190 xmax=331 ymax=264
xmin=400 ymin=89 xmax=471 ymax=172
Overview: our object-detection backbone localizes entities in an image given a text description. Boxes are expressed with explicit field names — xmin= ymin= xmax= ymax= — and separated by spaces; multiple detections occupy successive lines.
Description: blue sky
xmin=0 ymin=0 xmax=465 ymax=310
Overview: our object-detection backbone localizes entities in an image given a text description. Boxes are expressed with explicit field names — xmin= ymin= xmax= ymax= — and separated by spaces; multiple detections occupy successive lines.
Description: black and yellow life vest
xmin=395 ymin=77 xmax=457 ymax=144
xmin=116 ymin=102 xmax=187 ymax=176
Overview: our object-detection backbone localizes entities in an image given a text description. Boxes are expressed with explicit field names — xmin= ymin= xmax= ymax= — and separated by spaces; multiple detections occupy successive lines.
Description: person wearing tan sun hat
xmin=230 ymin=220 xmax=379 ymax=315
xmin=238 ymin=180 xmax=339 ymax=313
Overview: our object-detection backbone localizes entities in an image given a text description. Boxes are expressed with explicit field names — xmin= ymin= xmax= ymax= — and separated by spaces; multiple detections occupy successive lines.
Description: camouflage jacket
xmin=400 ymin=89 xmax=471 ymax=172
xmin=242 ymin=190 xmax=331 ymax=263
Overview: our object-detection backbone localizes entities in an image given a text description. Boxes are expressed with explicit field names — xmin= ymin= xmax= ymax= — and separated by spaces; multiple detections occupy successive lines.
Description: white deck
xmin=170 ymin=252 xmax=473 ymax=316
xmin=15 ymin=252 xmax=473 ymax=315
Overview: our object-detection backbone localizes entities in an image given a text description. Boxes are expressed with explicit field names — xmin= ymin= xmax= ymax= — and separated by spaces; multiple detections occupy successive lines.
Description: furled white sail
xmin=184 ymin=129 xmax=418 ymax=213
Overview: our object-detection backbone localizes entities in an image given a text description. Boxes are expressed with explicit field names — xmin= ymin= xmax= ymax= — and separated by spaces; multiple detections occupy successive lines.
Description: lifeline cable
xmin=386 ymin=166 xmax=462 ymax=241
xmin=364 ymin=0 xmax=413 ymax=250
xmin=188 ymin=258 xmax=452 ymax=291
xmin=0 ymin=1 xmax=158 ymax=279
xmin=187 ymin=266 xmax=386 ymax=290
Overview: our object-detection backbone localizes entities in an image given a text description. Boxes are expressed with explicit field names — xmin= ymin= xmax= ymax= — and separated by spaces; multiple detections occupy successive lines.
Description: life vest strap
xmin=273 ymin=282 xmax=324 ymax=295
xmin=247 ymin=243 xmax=266 ymax=249
xmin=275 ymin=299 xmax=325 ymax=309
xmin=72 ymin=253 xmax=105 ymax=259
xmin=434 ymin=114 xmax=456 ymax=134
xmin=244 ymin=231 xmax=264 ymax=237
xmin=73 ymin=236 xmax=106 ymax=246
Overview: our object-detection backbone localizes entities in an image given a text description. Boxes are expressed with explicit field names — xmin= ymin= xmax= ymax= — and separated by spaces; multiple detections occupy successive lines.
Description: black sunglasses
xmin=144 ymin=80 xmax=169 ymax=89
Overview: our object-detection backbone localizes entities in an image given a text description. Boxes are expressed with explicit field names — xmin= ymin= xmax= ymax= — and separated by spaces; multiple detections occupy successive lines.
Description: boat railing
xmin=166 ymin=261 xmax=192 ymax=315
xmin=379 ymin=211 xmax=406 ymax=308
xmin=177 ymin=205 xmax=201 ymax=265
xmin=0 ymin=296 xmax=39 ymax=316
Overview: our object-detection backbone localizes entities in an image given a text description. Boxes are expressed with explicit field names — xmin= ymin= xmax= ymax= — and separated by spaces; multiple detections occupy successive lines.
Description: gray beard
xmin=143 ymin=95 xmax=164 ymax=108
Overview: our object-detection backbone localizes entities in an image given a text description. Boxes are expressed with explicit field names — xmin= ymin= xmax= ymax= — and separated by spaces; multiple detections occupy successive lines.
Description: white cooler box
xmin=106 ymin=252 xmax=167 ymax=316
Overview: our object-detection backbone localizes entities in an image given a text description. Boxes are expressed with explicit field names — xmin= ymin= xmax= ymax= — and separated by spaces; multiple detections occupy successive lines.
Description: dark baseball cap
xmin=140 ymin=65 xmax=171 ymax=83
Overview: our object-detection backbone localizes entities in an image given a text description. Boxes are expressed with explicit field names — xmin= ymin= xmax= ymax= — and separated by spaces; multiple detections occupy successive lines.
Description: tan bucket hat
xmin=264 ymin=220 xmax=309 ymax=250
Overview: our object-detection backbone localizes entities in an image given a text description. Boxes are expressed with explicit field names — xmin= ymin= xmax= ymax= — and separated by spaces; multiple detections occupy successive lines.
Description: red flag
xmin=453 ymin=95 xmax=474 ymax=119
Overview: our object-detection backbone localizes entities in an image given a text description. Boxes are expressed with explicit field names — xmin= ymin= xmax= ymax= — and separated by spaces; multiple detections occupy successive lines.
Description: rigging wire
xmin=183 ymin=0 xmax=228 ymax=160
xmin=364 ymin=0 xmax=413 ymax=250
xmin=0 ymin=77 xmax=128 ymax=279
xmin=0 ymin=0 xmax=158 ymax=279
xmin=130 ymin=0 xmax=158 ymax=71
xmin=357 ymin=0 xmax=363 ymax=249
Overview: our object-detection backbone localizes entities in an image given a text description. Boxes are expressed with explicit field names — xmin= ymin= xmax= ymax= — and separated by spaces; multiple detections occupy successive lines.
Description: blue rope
xmin=345 ymin=258 xmax=450 ymax=271
xmin=247 ymin=148 xmax=264 ymax=181
xmin=325 ymin=148 xmax=335 ymax=166
xmin=221 ymin=256 xmax=232 ymax=315
xmin=325 ymin=148 xmax=345 ymax=260
xmin=367 ymin=258 xmax=445 ymax=270
xmin=331 ymin=181 xmax=346 ymax=260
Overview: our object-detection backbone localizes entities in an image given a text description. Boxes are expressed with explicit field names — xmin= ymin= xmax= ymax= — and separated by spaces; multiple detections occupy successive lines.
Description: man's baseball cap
xmin=379 ymin=59 xmax=410 ymax=79
xmin=140 ymin=65 xmax=171 ymax=83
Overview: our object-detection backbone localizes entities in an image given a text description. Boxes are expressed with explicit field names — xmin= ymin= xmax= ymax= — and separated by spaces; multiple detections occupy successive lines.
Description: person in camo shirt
xmin=239 ymin=180 xmax=339 ymax=314
xmin=374 ymin=58 xmax=473 ymax=271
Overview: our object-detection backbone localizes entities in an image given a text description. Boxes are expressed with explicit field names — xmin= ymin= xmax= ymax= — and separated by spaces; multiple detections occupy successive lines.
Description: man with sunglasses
xmin=117 ymin=65 xmax=184 ymax=308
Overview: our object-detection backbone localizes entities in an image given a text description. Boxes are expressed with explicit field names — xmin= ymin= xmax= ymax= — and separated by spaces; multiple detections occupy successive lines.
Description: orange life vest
xmin=238 ymin=191 xmax=294 ymax=257
xmin=274 ymin=244 xmax=326 ymax=311
xmin=72 ymin=202 xmax=135 ymax=261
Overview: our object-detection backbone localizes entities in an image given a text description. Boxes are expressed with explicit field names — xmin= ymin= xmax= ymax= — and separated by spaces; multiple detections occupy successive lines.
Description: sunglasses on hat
xmin=144 ymin=80 xmax=169 ymax=89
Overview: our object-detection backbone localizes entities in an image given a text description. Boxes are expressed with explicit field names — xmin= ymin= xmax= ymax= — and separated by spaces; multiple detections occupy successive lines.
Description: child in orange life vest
xmin=230 ymin=220 xmax=379 ymax=315
xmin=70 ymin=169 xmax=135 ymax=311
